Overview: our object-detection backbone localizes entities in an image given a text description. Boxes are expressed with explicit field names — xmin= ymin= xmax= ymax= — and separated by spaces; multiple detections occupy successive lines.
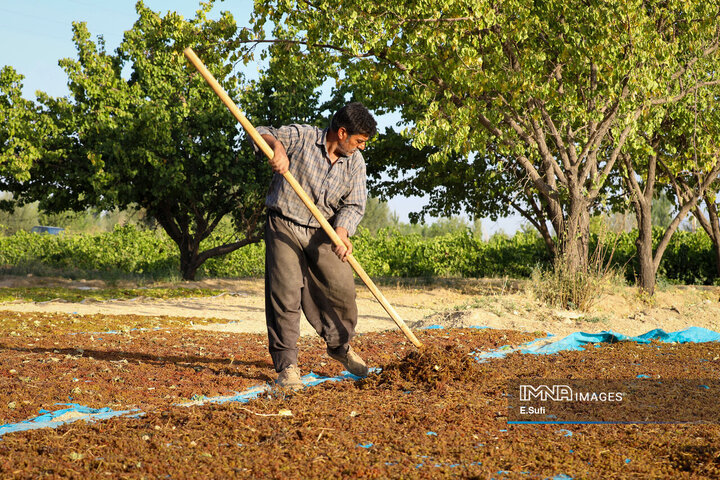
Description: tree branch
xmin=402 ymin=16 xmax=477 ymax=23
xmin=533 ymin=98 xmax=572 ymax=172
xmin=621 ymin=152 xmax=646 ymax=212
xmin=236 ymin=38 xmax=409 ymax=72
xmin=670 ymin=24 xmax=720 ymax=81
xmin=648 ymin=80 xmax=720 ymax=107
xmin=653 ymin=155 xmax=720 ymax=270
xmin=585 ymin=107 xmax=644 ymax=198
xmin=196 ymin=234 xmax=262 ymax=265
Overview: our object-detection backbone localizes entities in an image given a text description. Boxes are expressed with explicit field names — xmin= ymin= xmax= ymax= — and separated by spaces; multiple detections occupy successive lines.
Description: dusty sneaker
xmin=327 ymin=346 xmax=369 ymax=377
xmin=275 ymin=364 xmax=304 ymax=390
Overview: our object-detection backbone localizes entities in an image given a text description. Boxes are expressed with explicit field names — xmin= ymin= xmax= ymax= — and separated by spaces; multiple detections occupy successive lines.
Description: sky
xmin=0 ymin=0 xmax=523 ymax=236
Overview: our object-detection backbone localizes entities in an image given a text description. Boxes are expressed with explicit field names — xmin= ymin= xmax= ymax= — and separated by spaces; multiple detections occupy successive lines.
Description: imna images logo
xmin=519 ymin=384 xmax=573 ymax=402
xmin=519 ymin=384 xmax=623 ymax=402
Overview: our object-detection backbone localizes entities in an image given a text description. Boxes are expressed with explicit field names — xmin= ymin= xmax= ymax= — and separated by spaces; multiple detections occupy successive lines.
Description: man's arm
xmin=332 ymin=158 xmax=367 ymax=262
xmin=261 ymin=134 xmax=289 ymax=174
xmin=333 ymin=158 xmax=367 ymax=230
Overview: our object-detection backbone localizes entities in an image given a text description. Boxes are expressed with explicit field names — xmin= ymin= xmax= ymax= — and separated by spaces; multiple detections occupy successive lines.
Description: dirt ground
xmin=3 ymin=275 xmax=720 ymax=478
xmin=2 ymin=275 xmax=719 ymax=339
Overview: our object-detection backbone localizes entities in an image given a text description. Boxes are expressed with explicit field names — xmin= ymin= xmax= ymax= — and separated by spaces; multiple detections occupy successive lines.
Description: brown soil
xmin=1 ymin=326 xmax=719 ymax=478
xmin=2 ymin=276 xmax=720 ymax=478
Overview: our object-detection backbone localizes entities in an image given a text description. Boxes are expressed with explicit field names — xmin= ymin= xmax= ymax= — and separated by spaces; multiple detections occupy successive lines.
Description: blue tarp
xmin=475 ymin=334 xmax=555 ymax=361
xmin=0 ymin=403 xmax=140 ymax=437
xmin=180 ymin=369 xmax=379 ymax=406
xmin=403 ymin=324 xmax=720 ymax=360
xmin=522 ymin=326 xmax=720 ymax=355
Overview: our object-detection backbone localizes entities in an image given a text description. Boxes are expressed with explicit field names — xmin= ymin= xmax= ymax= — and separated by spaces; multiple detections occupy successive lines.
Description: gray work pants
xmin=265 ymin=212 xmax=358 ymax=372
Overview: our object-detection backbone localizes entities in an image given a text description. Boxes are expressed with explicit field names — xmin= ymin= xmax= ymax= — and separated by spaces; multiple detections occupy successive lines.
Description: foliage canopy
xmin=1 ymin=1 xmax=333 ymax=279
xmin=249 ymin=0 xmax=720 ymax=274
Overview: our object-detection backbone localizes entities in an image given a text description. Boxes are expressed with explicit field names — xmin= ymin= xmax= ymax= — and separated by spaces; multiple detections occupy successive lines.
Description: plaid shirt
xmin=256 ymin=124 xmax=367 ymax=236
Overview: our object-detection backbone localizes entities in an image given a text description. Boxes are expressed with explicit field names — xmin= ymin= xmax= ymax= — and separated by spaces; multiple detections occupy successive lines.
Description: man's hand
xmin=333 ymin=227 xmax=353 ymax=262
xmin=262 ymin=134 xmax=289 ymax=174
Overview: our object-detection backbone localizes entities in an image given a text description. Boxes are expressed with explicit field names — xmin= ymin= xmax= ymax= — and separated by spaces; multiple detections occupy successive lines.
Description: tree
xmin=669 ymin=149 xmax=720 ymax=278
xmin=620 ymin=90 xmax=720 ymax=294
xmin=1 ymin=1 xmax=328 ymax=280
xmin=620 ymin=148 xmax=720 ymax=294
xmin=357 ymin=197 xmax=399 ymax=235
xmin=670 ymin=83 xmax=720 ymax=277
xmin=472 ymin=218 xmax=483 ymax=240
xmin=0 ymin=67 xmax=48 ymax=188
xmin=249 ymin=0 xmax=720 ymax=276
xmin=422 ymin=216 xmax=471 ymax=237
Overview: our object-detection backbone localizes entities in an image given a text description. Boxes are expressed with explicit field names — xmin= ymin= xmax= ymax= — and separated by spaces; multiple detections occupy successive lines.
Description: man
xmin=256 ymin=102 xmax=377 ymax=390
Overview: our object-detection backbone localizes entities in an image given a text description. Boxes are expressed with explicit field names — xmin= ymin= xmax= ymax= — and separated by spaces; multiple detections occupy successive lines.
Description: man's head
xmin=330 ymin=102 xmax=377 ymax=157
xmin=331 ymin=102 xmax=377 ymax=137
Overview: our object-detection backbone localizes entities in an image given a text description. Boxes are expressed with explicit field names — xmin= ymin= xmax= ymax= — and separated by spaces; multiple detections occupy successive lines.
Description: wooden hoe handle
xmin=183 ymin=47 xmax=423 ymax=349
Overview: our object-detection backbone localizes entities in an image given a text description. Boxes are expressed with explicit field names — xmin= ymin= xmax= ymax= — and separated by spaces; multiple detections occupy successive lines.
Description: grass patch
xmin=0 ymin=286 xmax=224 ymax=303
xmin=580 ymin=314 xmax=610 ymax=324
xmin=0 ymin=263 xmax=182 ymax=284
xmin=0 ymin=310 xmax=229 ymax=335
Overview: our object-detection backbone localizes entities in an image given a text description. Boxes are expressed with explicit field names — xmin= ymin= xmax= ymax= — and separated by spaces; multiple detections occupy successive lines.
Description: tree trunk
xmin=179 ymin=237 xmax=201 ymax=281
xmin=691 ymin=196 xmax=720 ymax=279
xmin=713 ymin=232 xmax=720 ymax=279
xmin=635 ymin=205 xmax=656 ymax=295
xmin=151 ymin=203 xmax=265 ymax=281
xmin=153 ymin=207 xmax=205 ymax=281
xmin=180 ymin=256 xmax=201 ymax=281
xmin=710 ymin=200 xmax=720 ymax=278
xmin=620 ymin=149 xmax=659 ymax=296
xmin=539 ymin=227 xmax=558 ymax=260
xmin=558 ymin=196 xmax=590 ymax=273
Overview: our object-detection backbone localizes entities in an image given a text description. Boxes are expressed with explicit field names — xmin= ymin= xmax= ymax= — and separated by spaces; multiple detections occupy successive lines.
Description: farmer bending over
xmin=256 ymin=102 xmax=377 ymax=390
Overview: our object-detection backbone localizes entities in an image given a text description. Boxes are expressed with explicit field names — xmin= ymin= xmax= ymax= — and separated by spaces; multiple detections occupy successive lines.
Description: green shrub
xmin=199 ymin=242 xmax=265 ymax=278
xmin=1 ymin=224 xmax=718 ymax=284
xmin=594 ymin=228 xmax=718 ymax=286
xmin=0 ymin=225 xmax=177 ymax=279
xmin=352 ymin=228 xmax=551 ymax=278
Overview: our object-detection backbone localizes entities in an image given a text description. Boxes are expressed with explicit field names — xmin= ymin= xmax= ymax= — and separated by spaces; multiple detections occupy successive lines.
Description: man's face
xmin=336 ymin=127 xmax=369 ymax=157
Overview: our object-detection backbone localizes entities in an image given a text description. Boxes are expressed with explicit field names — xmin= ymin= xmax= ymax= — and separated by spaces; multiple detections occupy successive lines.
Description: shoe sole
xmin=275 ymin=381 xmax=304 ymax=391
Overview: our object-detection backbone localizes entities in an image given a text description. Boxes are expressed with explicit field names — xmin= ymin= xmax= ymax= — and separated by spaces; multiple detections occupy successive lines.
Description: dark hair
xmin=330 ymin=102 xmax=377 ymax=137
